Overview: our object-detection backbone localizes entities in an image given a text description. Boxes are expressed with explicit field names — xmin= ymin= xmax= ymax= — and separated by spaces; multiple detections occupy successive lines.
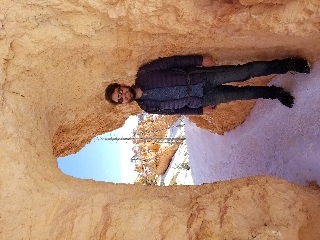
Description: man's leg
xmin=202 ymin=58 xmax=310 ymax=87
xmin=203 ymin=85 xmax=295 ymax=108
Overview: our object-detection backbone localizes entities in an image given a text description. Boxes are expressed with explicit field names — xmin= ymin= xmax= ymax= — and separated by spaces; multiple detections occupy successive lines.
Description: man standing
xmin=105 ymin=55 xmax=310 ymax=115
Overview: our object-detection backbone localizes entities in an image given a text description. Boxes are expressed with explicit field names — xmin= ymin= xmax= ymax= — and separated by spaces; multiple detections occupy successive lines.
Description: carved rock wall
xmin=1 ymin=0 xmax=320 ymax=239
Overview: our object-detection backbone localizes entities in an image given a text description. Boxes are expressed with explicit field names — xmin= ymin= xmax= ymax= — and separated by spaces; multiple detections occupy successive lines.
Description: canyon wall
xmin=1 ymin=0 xmax=320 ymax=239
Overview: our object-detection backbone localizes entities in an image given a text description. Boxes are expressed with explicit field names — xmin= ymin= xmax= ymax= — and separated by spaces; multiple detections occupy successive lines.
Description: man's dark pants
xmin=202 ymin=60 xmax=288 ymax=106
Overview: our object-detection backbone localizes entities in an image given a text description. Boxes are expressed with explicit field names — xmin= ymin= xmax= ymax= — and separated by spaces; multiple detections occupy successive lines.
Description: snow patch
xmin=185 ymin=59 xmax=320 ymax=186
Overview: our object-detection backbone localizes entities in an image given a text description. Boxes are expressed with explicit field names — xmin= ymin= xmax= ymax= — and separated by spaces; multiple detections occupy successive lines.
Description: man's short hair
xmin=105 ymin=83 xmax=121 ymax=104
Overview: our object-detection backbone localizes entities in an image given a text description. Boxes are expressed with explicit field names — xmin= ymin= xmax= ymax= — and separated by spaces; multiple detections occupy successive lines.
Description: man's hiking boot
xmin=270 ymin=86 xmax=295 ymax=108
xmin=282 ymin=57 xmax=311 ymax=74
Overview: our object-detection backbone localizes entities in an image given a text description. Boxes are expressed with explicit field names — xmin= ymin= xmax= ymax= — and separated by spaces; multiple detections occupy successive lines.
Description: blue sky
xmin=58 ymin=116 xmax=138 ymax=183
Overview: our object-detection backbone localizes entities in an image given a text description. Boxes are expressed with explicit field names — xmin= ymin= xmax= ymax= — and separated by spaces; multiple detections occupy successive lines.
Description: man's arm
xmin=202 ymin=56 xmax=215 ymax=67
xmin=139 ymin=55 xmax=204 ymax=72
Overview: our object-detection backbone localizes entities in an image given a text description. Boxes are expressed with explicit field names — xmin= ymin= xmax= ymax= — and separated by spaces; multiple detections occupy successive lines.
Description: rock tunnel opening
xmin=56 ymin=62 xmax=320 ymax=187
xmin=57 ymin=114 xmax=192 ymax=185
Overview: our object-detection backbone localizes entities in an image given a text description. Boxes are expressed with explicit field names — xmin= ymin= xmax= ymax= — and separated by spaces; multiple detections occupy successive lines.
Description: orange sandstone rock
xmin=1 ymin=0 xmax=320 ymax=239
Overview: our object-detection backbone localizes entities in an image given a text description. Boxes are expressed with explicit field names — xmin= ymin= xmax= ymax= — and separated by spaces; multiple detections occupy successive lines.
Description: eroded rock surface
xmin=1 ymin=0 xmax=320 ymax=239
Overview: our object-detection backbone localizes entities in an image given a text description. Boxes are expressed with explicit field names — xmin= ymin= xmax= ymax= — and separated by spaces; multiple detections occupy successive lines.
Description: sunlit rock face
xmin=1 ymin=0 xmax=320 ymax=239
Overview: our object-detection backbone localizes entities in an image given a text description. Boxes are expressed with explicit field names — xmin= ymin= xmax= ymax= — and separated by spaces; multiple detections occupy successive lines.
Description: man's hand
xmin=202 ymin=56 xmax=215 ymax=67
xmin=203 ymin=105 xmax=216 ymax=114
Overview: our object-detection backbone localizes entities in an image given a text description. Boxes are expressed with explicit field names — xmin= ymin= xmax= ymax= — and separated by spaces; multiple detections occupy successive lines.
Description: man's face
xmin=111 ymin=86 xmax=136 ymax=104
